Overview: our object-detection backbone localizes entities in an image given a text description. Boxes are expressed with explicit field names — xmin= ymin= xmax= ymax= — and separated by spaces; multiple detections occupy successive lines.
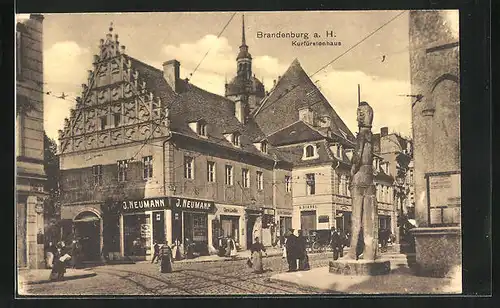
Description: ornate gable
xmin=58 ymin=23 xmax=171 ymax=154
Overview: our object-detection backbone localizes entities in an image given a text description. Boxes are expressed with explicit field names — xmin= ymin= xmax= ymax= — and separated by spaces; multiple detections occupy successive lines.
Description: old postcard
xmin=15 ymin=10 xmax=461 ymax=296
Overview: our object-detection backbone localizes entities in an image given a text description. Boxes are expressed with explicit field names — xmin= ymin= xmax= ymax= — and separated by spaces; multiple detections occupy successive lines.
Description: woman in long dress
xmin=229 ymin=236 xmax=238 ymax=259
xmin=159 ymin=241 xmax=174 ymax=273
xmin=250 ymin=237 xmax=267 ymax=274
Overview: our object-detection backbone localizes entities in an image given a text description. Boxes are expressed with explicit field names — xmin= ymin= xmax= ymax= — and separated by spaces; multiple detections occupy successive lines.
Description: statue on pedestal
xmin=344 ymin=101 xmax=379 ymax=261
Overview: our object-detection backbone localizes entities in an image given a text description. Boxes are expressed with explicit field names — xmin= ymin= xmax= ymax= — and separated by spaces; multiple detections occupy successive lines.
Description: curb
xmin=21 ymin=272 xmax=97 ymax=285
xmin=177 ymin=252 xmax=283 ymax=264
xmin=268 ymin=276 xmax=341 ymax=294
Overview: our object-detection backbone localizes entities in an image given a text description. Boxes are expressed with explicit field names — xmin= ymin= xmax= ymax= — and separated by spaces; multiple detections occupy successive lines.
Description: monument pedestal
xmin=329 ymin=259 xmax=391 ymax=276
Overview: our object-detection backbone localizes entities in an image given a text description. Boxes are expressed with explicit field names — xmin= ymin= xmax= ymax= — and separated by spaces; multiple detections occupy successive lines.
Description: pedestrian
xmin=282 ymin=234 xmax=287 ymax=259
xmin=45 ymin=241 xmax=57 ymax=269
xmin=330 ymin=227 xmax=341 ymax=260
xmin=50 ymin=241 xmax=71 ymax=281
xmin=229 ymin=236 xmax=238 ymax=259
xmin=185 ymin=238 xmax=195 ymax=259
xmin=151 ymin=240 xmax=160 ymax=264
xmin=159 ymin=240 xmax=174 ymax=273
xmin=250 ymin=237 xmax=267 ymax=273
xmin=71 ymin=239 xmax=83 ymax=269
xmin=285 ymin=228 xmax=297 ymax=272
xmin=225 ymin=236 xmax=231 ymax=257
xmin=297 ymin=230 xmax=310 ymax=271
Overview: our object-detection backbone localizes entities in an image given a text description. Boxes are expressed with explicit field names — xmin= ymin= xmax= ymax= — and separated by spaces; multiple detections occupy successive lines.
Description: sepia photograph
xmin=15 ymin=10 xmax=462 ymax=296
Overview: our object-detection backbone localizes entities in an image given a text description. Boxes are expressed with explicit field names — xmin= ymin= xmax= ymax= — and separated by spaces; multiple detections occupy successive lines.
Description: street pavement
xmin=20 ymin=253 xmax=333 ymax=296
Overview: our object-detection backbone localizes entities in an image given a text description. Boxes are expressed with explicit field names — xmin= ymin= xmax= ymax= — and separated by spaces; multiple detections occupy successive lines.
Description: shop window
xmin=92 ymin=165 xmax=102 ymax=186
xmin=184 ymin=156 xmax=194 ymax=179
xmin=257 ymin=171 xmax=264 ymax=190
xmin=207 ymin=161 xmax=216 ymax=182
xmin=225 ymin=165 xmax=233 ymax=186
xmin=184 ymin=212 xmax=208 ymax=254
xmin=117 ymin=160 xmax=128 ymax=182
xmin=285 ymin=175 xmax=291 ymax=193
xmin=143 ymin=156 xmax=153 ymax=179
xmin=306 ymin=173 xmax=315 ymax=195
xmin=123 ymin=214 xmax=151 ymax=257
xmin=242 ymin=168 xmax=250 ymax=188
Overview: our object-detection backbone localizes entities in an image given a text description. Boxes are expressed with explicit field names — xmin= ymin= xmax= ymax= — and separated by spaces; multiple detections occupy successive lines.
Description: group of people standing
xmin=283 ymin=229 xmax=310 ymax=272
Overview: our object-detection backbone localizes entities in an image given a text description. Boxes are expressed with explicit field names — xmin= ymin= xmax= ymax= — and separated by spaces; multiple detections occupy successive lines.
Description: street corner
xmin=18 ymin=268 xmax=97 ymax=287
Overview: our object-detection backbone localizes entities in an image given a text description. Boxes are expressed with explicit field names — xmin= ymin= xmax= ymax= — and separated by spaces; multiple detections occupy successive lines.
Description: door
xmin=74 ymin=212 xmax=101 ymax=261
xmin=300 ymin=210 xmax=317 ymax=234
xmin=246 ymin=216 xmax=256 ymax=247
xmin=152 ymin=211 xmax=165 ymax=244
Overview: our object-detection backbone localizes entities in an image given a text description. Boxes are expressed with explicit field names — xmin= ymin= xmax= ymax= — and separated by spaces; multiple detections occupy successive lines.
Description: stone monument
xmin=329 ymin=101 xmax=390 ymax=275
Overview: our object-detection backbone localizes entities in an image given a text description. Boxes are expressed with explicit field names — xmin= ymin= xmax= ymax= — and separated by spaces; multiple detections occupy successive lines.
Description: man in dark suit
xmin=285 ymin=229 xmax=297 ymax=272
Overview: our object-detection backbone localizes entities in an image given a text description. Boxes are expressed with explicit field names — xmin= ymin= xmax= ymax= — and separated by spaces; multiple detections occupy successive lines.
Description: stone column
xmin=165 ymin=209 xmax=172 ymax=244
xmin=207 ymin=213 xmax=216 ymax=254
xmin=26 ymin=196 xmax=45 ymax=269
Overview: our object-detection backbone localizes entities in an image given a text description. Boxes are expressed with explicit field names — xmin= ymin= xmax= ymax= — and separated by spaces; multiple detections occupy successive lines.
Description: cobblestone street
xmin=21 ymin=253 xmax=332 ymax=296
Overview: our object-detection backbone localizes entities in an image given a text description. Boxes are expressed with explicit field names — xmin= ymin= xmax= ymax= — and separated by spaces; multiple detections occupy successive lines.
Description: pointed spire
xmin=241 ymin=14 xmax=246 ymax=46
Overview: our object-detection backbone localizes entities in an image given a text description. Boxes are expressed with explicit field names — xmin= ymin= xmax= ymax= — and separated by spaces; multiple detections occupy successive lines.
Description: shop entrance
xmin=152 ymin=211 xmax=165 ymax=244
xmin=246 ymin=215 xmax=258 ymax=247
xmin=73 ymin=211 xmax=101 ymax=261
xmin=123 ymin=214 xmax=151 ymax=259
xmin=220 ymin=215 xmax=240 ymax=243
xmin=300 ymin=210 xmax=317 ymax=234
xmin=183 ymin=212 xmax=208 ymax=255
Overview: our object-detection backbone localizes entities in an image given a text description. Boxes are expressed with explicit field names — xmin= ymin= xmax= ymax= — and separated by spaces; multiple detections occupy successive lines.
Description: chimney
xmin=381 ymin=127 xmax=389 ymax=137
xmin=163 ymin=60 xmax=181 ymax=93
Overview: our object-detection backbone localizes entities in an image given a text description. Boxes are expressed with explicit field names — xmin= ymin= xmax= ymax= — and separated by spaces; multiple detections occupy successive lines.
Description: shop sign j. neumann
xmin=122 ymin=198 xmax=168 ymax=212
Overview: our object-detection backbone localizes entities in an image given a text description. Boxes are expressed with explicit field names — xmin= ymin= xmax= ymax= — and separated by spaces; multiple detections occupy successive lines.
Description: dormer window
xmin=198 ymin=121 xmax=207 ymax=137
xmin=189 ymin=120 xmax=208 ymax=137
xmin=113 ymin=113 xmax=121 ymax=127
xmin=232 ymin=133 xmax=241 ymax=147
xmin=303 ymin=144 xmax=318 ymax=160
xmin=306 ymin=145 xmax=315 ymax=157
xmin=100 ymin=115 xmax=107 ymax=130
xmin=261 ymin=141 xmax=268 ymax=154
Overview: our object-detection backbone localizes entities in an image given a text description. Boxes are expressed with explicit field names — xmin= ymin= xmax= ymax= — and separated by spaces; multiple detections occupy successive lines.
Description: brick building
xmin=16 ymin=14 xmax=48 ymax=269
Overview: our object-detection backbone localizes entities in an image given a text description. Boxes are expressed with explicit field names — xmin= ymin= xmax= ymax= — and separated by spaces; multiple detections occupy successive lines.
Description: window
xmin=306 ymin=173 xmax=315 ymax=195
xmin=261 ymin=141 xmax=268 ymax=154
xmin=257 ymin=171 xmax=264 ymax=190
xmin=184 ymin=156 xmax=194 ymax=179
xmin=92 ymin=165 xmax=103 ymax=186
xmin=143 ymin=156 xmax=153 ymax=179
xmin=305 ymin=145 xmax=315 ymax=158
xmin=225 ymin=165 xmax=233 ymax=186
xmin=285 ymin=175 xmax=291 ymax=193
xmin=117 ymin=160 xmax=128 ymax=182
xmin=113 ymin=113 xmax=121 ymax=127
xmin=198 ymin=122 xmax=207 ymax=136
xmin=207 ymin=161 xmax=215 ymax=182
xmin=242 ymin=169 xmax=250 ymax=188
xmin=341 ymin=175 xmax=347 ymax=195
xmin=232 ymin=133 xmax=241 ymax=147
xmin=100 ymin=115 xmax=107 ymax=130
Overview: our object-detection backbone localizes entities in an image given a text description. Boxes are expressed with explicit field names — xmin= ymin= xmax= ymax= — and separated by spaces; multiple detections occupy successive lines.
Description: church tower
xmin=225 ymin=14 xmax=265 ymax=115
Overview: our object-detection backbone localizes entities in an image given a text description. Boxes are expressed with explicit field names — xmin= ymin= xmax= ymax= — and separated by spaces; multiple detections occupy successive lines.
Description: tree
xmin=44 ymin=133 xmax=61 ymax=242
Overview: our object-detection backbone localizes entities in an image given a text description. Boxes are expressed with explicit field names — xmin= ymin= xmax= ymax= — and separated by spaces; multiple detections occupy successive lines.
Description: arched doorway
xmin=73 ymin=211 xmax=102 ymax=261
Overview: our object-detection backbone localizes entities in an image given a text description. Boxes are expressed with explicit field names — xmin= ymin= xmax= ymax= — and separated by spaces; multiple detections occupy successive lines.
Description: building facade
xmin=409 ymin=10 xmax=461 ymax=277
xmin=16 ymin=14 xmax=48 ymax=269
xmin=253 ymin=59 xmax=395 ymax=236
xmin=58 ymin=23 xmax=292 ymax=261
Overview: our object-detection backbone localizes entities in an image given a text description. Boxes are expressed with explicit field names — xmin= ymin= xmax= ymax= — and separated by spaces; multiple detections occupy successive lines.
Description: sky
xmin=16 ymin=11 xmax=458 ymax=143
